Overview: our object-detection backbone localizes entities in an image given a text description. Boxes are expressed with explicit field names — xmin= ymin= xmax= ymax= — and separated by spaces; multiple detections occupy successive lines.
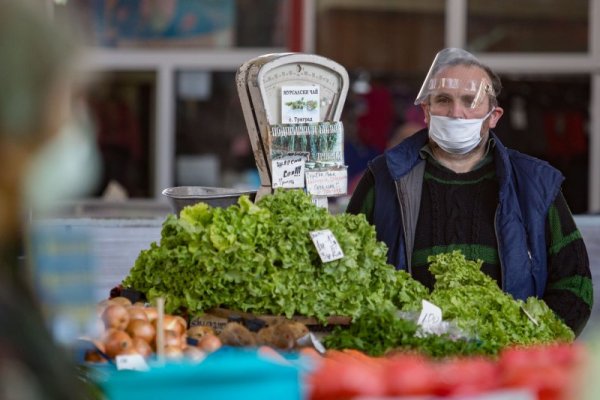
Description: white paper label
xmin=309 ymin=332 xmax=326 ymax=354
xmin=311 ymin=196 xmax=328 ymax=209
xmin=271 ymin=155 xmax=305 ymax=188
xmin=115 ymin=354 xmax=150 ymax=371
xmin=417 ymin=299 xmax=443 ymax=333
xmin=309 ymin=229 xmax=344 ymax=263
xmin=305 ymin=169 xmax=347 ymax=196
xmin=281 ymin=85 xmax=320 ymax=124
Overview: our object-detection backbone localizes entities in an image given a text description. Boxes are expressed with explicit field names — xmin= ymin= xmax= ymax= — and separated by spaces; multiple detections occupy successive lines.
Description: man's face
xmin=421 ymin=64 xmax=503 ymax=138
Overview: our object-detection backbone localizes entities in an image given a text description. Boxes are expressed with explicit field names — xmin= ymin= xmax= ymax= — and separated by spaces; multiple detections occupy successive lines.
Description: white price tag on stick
xmin=417 ymin=299 xmax=443 ymax=334
xmin=309 ymin=229 xmax=344 ymax=263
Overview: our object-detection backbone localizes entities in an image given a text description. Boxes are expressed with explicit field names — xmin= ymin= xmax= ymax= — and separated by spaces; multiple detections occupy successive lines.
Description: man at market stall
xmin=0 ymin=1 xmax=98 ymax=398
xmin=346 ymin=47 xmax=593 ymax=336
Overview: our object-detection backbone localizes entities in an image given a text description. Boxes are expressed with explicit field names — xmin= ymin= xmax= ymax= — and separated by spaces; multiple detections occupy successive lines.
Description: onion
xmin=103 ymin=329 xmax=133 ymax=359
xmin=127 ymin=306 xmax=149 ymax=322
xmin=111 ymin=296 xmax=133 ymax=307
xmin=164 ymin=345 xmax=183 ymax=360
xmin=126 ymin=319 xmax=155 ymax=344
xmin=131 ymin=338 xmax=153 ymax=358
xmin=159 ymin=315 xmax=186 ymax=336
xmin=96 ymin=299 xmax=116 ymax=314
xmin=155 ymin=329 xmax=184 ymax=351
xmin=83 ymin=339 xmax=107 ymax=363
xmin=175 ymin=316 xmax=188 ymax=331
xmin=143 ymin=307 xmax=158 ymax=322
xmin=197 ymin=333 xmax=222 ymax=353
xmin=102 ymin=304 xmax=130 ymax=331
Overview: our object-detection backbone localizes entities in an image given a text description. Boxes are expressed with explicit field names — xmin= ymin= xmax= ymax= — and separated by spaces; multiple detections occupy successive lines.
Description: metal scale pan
xmin=236 ymin=53 xmax=349 ymax=200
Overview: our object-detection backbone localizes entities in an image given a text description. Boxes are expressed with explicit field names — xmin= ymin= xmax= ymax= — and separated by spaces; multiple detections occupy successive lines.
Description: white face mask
xmin=23 ymin=108 xmax=101 ymax=214
xmin=428 ymin=108 xmax=495 ymax=155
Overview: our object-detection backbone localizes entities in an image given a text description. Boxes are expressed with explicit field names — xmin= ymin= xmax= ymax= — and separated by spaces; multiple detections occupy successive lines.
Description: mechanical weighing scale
xmin=236 ymin=53 xmax=350 ymax=203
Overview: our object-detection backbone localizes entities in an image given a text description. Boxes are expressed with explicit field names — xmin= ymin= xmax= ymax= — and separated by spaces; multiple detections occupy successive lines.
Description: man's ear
xmin=420 ymin=103 xmax=430 ymax=126
xmin=489 ymin=106 xmax=504 ymax=129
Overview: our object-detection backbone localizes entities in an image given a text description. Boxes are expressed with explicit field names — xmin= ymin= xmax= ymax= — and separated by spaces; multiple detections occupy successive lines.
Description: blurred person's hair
xmin=0 ymin=0 xmax=81 ymax=140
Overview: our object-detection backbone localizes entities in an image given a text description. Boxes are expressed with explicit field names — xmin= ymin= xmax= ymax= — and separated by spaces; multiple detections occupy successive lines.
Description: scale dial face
xmin=258 ymin=60 xmax=348 ymax=125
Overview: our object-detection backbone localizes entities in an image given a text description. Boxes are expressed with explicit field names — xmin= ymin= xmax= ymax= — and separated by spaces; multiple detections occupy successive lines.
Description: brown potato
xmin=187 ymin=325 xmax=215 ymax=341
xmin=218 ymin=322 xmax=256 ymax=347
xmin=256 ymin=321 xmax=309 ymax=350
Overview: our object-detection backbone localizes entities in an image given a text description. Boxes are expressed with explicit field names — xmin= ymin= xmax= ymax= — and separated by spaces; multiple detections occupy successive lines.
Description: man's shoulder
xmin=493 ymin=134 xmax=559 ymax=172
xmin=505 ymin=147 xmax=559 ymax=171
xmin=496 ymin=145 xmax=564 ymax=194
xmin=376 ymin=129 xmax=428 ymax=180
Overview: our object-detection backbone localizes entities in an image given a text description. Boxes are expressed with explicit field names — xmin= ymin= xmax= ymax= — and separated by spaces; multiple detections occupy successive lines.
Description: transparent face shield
xmin=423 ymin=78 xmax=494 ymax=116
xmin=414 ymin=48 xmax=496 ymax=117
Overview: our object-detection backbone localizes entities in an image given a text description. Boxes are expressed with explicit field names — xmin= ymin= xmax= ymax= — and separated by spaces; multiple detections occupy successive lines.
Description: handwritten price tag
xmin=417 ymin=299 xmax=443 ymax=334
xmin=305 ymin=168 xmax=347 ymax=196
xmin=309 ymin=229 xmax=344 ymax=263
xmin=271 ymin=156 xmax=305 ymax=188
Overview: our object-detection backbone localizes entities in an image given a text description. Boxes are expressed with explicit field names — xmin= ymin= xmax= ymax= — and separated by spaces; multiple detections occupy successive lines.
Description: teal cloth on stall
xmin=95 ymin=348 xmax=304 ymax=400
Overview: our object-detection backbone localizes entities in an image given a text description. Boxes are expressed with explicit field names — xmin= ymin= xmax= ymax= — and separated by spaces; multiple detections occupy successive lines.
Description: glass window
xmin=174 ymin=71 xmax=259 ymax=190
xmin=316 ymin=0 xmax=445 ymax=75
xmin=494 ymin=75 xmax=589 ymax=213
xmin=86 ymin=71 xmax=156 ymax=198
xmin=59 ymin=0 xmax=290 ymax=49
xmin=467 ymin=0 xmax=588 ymax=53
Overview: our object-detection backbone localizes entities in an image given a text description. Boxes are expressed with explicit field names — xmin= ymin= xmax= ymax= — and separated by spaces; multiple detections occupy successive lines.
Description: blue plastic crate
xmin=92 ymin=347 xmax=304 ymax=400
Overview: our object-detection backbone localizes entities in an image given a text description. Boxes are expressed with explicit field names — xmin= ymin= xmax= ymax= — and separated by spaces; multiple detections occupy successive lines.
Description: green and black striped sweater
xmin=347 ymin=149 xmax=592 ymax=336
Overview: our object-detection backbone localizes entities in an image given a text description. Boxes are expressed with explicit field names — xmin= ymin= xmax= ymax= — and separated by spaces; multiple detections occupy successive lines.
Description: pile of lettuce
xmin=325 ymin=251 xmax=574 ymax=357
xmin=122 ymin=189 xmax=424 ymax=320
xmin=427 ymin=251 xmax=574 ymax=351
xmin=124 ymin=189 xmax=574 ymax=356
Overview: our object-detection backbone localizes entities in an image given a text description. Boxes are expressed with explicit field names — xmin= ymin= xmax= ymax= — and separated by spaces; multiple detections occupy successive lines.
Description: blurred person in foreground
xmin=346 ymin=48 xmax=592 ymax=336
xmin=0 ymin=1 xmax=99 ymax=398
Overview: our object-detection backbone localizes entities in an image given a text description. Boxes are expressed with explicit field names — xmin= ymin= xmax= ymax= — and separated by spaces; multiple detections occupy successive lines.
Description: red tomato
xmin=385 ymin=354 xmax=437 ymax=396
xmin=499 ymin=344 xmax=582 ymax=400
xmin=434 ymin=357 xmax=500 ymax=397
xmin=307 ymin=357 xmax=386 ymax=400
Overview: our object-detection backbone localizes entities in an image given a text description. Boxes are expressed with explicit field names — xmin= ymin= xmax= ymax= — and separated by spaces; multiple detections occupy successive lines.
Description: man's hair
xmin=438 ymin=58 xmax=503 ymax=108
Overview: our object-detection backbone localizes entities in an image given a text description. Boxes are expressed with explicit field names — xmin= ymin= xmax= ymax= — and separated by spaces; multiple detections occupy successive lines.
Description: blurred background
xmin=46 ymin=0 xmax=599 ymax=215
xmin=29 ymin=0 xmax=600 ymax=325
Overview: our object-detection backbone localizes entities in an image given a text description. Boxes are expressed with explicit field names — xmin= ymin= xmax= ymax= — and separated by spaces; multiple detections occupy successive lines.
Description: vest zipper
xmin=494 ymin=206 xmax=504 ymax=290
xmin=395 ymin=181 xmax=411 ymax=274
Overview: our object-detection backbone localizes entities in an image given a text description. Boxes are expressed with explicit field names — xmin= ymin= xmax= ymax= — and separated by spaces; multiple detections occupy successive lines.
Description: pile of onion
xmin=84 ymin=296 xmax=222 ymax=363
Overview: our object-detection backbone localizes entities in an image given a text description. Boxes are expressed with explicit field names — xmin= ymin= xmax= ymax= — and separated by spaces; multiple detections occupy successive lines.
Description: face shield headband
xmin=416 ymin=78 xmax=495 ymax=110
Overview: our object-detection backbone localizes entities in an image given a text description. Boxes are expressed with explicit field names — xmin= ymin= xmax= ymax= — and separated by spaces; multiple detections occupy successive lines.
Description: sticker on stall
xmin=281 ymin=85 xmax=320 ymax=124
xmin=271 ymin=155 xmax=305 ymax=188
xmin=305 ymin=168 xmax=347 ymax=196
xmin=309 ymin=229 xmax=344 ymax=263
